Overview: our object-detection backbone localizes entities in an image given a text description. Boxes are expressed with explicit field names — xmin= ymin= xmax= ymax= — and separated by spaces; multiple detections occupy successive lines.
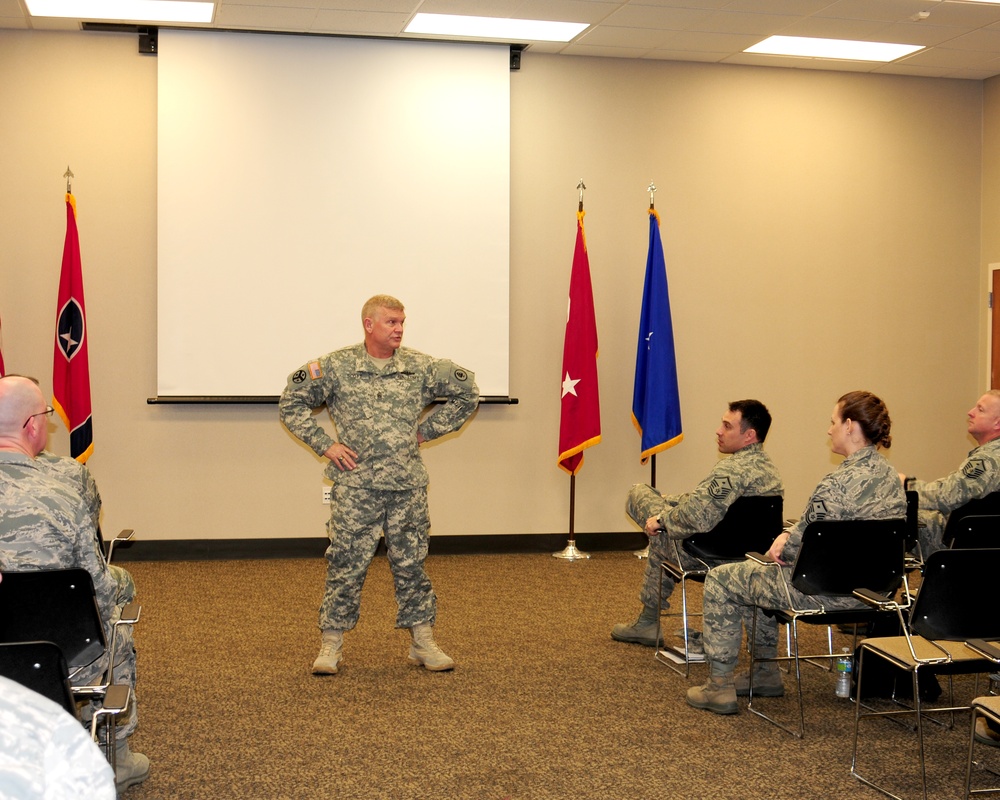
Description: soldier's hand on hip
xmin=324 ymin=443 xmax=358 ymax=471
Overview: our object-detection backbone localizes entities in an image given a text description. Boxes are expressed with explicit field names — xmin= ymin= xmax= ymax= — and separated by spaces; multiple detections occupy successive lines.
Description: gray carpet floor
xmin=118 ymin=552 xmax=999 ymax=799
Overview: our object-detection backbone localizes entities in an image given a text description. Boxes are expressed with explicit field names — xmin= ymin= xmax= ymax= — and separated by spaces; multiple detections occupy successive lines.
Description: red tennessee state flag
xmin=52 ymin=192 xmax=94 ymax=463
xmin=558 ymin=210 xmax=601 ymax=475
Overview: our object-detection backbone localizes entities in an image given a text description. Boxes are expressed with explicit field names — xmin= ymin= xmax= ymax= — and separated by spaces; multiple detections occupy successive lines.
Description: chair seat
xmin=772 ymin=606 xmax=881 ymax=627
xmin=862 ymin=636 xmax=995 ymax=674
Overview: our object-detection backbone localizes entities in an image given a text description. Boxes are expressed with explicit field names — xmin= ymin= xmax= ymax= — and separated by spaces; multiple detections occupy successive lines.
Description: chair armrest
xmin=106 ymin=529 xmax=135 ymax=564
xmin=853 ymin=587 xmax=899 ymax=610
xmin=746 ymin=551 xmax=777 ymax=565
xmin=966 ymin=639 xmax=1000 ymax=662
xmin=116 ymin=602 xmax=141 ymax=626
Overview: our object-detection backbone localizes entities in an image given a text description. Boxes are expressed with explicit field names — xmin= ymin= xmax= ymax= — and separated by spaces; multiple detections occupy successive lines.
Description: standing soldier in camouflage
xmin=901 ymin=390 xmax=1000 ymax=556
xmin=279 ymin=294 xmax=479 ymax=675
xmin=613 ymin=400 xmax=783 ymax=652
xmin=0 ymin=376 xmax=148 ymax=791
xmin=687 ymin=391 xmax=906 ymax=715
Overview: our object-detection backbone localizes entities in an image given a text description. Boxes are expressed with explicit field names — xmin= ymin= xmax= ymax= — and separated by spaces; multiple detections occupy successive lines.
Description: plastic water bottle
xmin=835 ymin=648 xmax=852 ymax=698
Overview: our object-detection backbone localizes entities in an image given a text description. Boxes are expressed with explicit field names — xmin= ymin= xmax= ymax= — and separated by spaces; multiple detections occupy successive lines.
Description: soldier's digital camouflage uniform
xmin=702 ymin=445 xmax=906 ymax=668
xmin=35 ymin=450 xmax=136 ymax=606
xmin=0 ymin=674 xmax=116 ymax=800
xmin=279 ymin=344 xmax=479 ymax=632
xmin=625 ymin=442 xmax=783 ymax=611
xmin=910 ymin=437 xmax=1000 ymax=555
xmin=0 ymin=452 xmax=139 ymax=740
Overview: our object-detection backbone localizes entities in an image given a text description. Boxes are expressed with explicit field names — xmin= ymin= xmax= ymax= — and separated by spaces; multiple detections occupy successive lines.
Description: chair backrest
xmin=909 ymin=548 xmax=1000 ymax=641
xmin=0 ymin=641 xmax=77 ymax=717
xmin=942 ymin=491 xmax=1000 ymax=546
xmin=0 ymin=568 xmax=106 ymax=669
xmin=905 ymin=490 xmax=919 ymax=553
xmin=947 ymin=515 xmax=1000 ymax=549
xmin=790 ymin=518 xmax=906 ymax=597
xmin=682 ymin=495 xmax=784 ymax=562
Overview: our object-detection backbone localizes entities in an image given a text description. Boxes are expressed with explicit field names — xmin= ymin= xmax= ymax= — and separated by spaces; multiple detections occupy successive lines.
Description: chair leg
xmin=654 ymin=569 xmax=697 ymax=677
xmin=747 ymin=609 xmax=805 ymax=739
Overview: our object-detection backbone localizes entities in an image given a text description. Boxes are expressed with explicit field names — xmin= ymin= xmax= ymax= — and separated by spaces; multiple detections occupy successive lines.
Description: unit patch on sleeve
xmin=292 ymin=369 xmax=307 ymax=384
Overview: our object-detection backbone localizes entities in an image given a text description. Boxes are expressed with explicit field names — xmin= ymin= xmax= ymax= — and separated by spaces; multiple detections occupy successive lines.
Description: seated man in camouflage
xmin=3 ymin=374 xmax=136 ymax=609
xmin=901 ymin=390 xmax=1000 ymax=557
xmin=613 ymin=399 xmax=783 ymax=653
xmin=0 ymin=376 xmax=148 ymax=792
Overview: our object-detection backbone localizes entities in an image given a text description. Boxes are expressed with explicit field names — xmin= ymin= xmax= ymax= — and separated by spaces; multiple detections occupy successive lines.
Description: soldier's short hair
xmin=361 ymin=295 xmax=404 ymax=324
xmin=728 ymin=399 xmax=771 ymax=443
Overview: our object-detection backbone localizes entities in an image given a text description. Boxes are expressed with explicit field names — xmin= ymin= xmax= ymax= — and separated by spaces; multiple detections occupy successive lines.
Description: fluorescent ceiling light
xmin=405 ymin=13 xmax=588 ymax=43
xmin=26 ymin=0 xmax=214 ymax=24
xmin=745 ymin=35 xmax=923 ymax=62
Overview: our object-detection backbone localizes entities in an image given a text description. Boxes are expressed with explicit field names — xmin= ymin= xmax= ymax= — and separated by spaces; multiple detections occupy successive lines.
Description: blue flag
xmin=632 ymin=209 xmax=682 ymax=463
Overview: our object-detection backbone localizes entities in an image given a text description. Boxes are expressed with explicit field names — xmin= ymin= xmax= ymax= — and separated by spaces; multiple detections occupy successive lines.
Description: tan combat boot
xmin=116 ymin=738 xmax=151 ymax=792
xmin=687 ymin=671 xmax=738 ymax=715
xmin=312 ymin=629 xmax=343 ymax=675
xmin=408 ymin=623 xmax=455 ymax=671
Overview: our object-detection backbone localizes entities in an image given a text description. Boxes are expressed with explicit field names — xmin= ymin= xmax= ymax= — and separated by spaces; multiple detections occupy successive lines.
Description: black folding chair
xmin=655 ymin=495 xmax=783 ymax=676
xmin=942 ymin=492 xmax=1000 ymax=548
xmin=0 ymin=568 xmax=138 ymax=764
xmin=746 ymin=518 xmax=908 ymax=739
xmin=851 ymin=548 xmax=1000 ymax=800
xmin=0 ymin=640 xmax=77 ymax=718
xmin=947 ymin=515 xmax=1000 ymax=550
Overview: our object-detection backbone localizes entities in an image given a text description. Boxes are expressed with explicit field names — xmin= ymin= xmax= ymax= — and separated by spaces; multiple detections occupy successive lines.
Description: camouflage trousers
xmin=916 ymin=509 xmax=947 ymax=557
xmin=110 ymin=563 xmax=136 ymax=605
xmin=626 ymin=484 xmax=696 ymax=610
xmin=78 ymin=606 xmax=139 ymax=741
xmin=703 ymin=559 xmax=865 ymax=668
xmin=319 ymin=485 xmax=435 ymax=632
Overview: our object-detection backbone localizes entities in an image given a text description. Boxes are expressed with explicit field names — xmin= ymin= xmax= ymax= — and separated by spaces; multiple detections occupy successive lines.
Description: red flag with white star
xmin=558 ymin=210 xmax=601 ymax=475
xmin=52 ymin=192 xmax=94 ymax=462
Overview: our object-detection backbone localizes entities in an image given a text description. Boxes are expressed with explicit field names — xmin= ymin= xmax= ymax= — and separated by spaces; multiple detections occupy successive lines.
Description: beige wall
xmin=0 ymin=30 xmax=986 ymax=543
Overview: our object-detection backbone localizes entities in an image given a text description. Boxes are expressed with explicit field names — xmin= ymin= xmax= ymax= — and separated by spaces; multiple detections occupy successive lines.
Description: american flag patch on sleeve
xmin=308 ymin=361 xmax=323 ymax=379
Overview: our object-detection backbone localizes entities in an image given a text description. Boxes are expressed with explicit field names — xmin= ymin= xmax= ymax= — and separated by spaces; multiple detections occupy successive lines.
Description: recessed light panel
xmin=405 ymin=13 xmax=588 ymax=43
xmin=745 ymin=35 xmax=923 ymax=62
xmin=26 ymin=0 xmax=214 ymax=24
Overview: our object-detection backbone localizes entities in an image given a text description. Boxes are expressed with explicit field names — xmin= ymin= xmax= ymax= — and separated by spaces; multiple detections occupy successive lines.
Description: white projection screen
xmin=157 ymin=30 xmax=511 ymax=399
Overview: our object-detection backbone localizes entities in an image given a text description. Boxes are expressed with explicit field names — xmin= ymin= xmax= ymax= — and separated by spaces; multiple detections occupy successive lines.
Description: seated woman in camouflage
xmin=686 ymin=390 xmax=906 ymax=716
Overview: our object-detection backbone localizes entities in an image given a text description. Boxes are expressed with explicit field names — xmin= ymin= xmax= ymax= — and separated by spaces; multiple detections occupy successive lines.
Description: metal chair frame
xmin=966 ymin=691 xmax=1000 ymax=798
xmin=0 ymin=568 xmax=139 ymax=766
xmin=745 ymin=518 xmax=908 ymax=739
xmin=851 ymin=548 xmax=1000 ymax=800
xmin=654 ymin=495 xmax=783 ymax=677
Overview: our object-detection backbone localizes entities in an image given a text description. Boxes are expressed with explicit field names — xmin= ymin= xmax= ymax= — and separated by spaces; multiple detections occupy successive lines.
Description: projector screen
xmin=157 ymin=30 xmax=511 ymax=398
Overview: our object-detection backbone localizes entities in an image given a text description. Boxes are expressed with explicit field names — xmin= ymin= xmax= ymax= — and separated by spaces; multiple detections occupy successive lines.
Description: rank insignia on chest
xmin=308 ymin=361 xmax=323 ymax=380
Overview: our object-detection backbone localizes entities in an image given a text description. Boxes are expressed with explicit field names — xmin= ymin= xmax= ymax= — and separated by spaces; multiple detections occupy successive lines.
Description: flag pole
xmin=635 ymin=182 xmax=659 ymax=559
xmin=554 ymin=473 xmax=589 ymax=560
xmin=554 ymin=179 xmax=592 ymax=561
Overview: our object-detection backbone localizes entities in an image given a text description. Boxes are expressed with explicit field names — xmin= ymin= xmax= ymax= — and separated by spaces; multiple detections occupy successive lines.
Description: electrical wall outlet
xmin=322 ymin=486 xmax=332 ymax=504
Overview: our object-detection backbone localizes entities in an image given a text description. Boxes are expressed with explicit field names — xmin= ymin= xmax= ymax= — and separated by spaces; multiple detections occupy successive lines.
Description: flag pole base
xmin=634 ymin=545 xmax=649 ymax=559
xmin=553 ymin=540 xmax=590 ymax=560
